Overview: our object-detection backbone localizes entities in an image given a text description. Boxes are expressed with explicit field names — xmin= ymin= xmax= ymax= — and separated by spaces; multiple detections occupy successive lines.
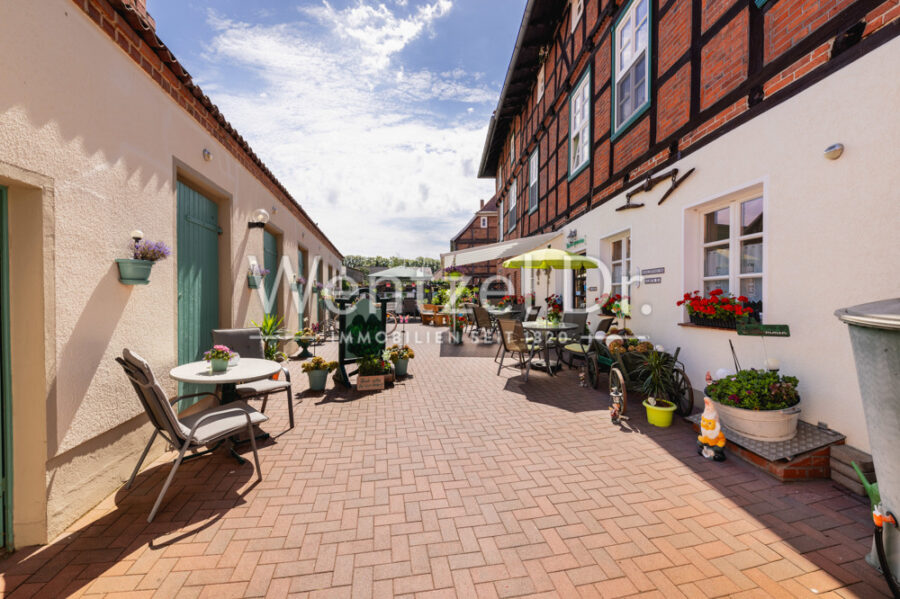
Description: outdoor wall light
xmin=202 ymin=148 xmax=213 ymax=162
xmin=824 ymin=143 xmax=844 ymax=160
xmin=130 ymin=229 xmax=144 ymax=243
xmin=248 ymin=208 xmax=270 ymax=229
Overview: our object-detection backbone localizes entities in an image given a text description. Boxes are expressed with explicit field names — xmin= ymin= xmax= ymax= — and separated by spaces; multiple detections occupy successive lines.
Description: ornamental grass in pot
xmin=635 ymin=350 xmax=678 ymax=427
xmin=706 ymin=369 xmax=801 ymax=441
xmin=302 ymin=356 xmax=337 ymax=391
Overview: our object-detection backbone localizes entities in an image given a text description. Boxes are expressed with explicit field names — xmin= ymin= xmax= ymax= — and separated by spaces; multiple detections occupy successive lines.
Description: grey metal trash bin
xmin=835 ymin=298 xmax=900 ymax=586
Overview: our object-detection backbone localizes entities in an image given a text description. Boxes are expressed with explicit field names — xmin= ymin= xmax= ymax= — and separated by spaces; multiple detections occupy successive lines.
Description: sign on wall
xmin=737 ymin=323 xmax=790 ymax=337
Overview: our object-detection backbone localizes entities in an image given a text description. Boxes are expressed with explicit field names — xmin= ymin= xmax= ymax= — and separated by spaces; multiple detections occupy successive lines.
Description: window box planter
xmin=116 ymin=258 xmax=154 ymax=285
xmin=714 ymin=401 xmax=801 ymax=442
xmin=689 ymin=313 xmax=737 ymax=329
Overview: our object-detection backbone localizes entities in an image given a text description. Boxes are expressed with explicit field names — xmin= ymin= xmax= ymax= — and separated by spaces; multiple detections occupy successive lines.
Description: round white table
xmin=523 ymin=321 xmax=579 ymax=375
xmin=170 ymin=358 xmax=281 ymax=403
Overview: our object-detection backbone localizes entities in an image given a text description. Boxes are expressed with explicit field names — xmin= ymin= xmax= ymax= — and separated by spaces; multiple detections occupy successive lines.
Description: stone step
xmin=831 ymin=444 xmax=874 ymax=471
xmin=831 ymin=458 xmax=876 ymax=484
xmin=831 ymin=468 xmax=868 ymax=497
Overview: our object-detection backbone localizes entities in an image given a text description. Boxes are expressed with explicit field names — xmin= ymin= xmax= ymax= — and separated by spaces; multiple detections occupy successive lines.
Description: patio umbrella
xmin=502 ymin=247 xmax=599 ymax=269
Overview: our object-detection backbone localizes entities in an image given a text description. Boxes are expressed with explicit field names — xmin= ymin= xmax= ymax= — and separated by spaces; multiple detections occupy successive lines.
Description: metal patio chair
xmin=472 ymin=305 xmax=496 ymax=342
xmin=496 ymin=319 xmax=542 ymax=382
xmin=117 ymin=349 xmax=267 ymax=522
xmin=562 ymin=315 xmax=615 ymax=367
xmin=212 ymin=328 xmax=294 ymax=429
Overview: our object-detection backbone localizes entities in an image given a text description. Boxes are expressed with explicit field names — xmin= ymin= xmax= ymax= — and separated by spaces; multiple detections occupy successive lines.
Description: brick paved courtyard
xmin=0 ymin=324 xmax=891 ymax=598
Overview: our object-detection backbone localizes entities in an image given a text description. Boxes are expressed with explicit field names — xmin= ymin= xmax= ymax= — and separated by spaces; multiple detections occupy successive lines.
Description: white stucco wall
xmin=0 ymin=1 xmax=341 ymax=543
xmin=568 ymin=35 xmax=900 ymax=453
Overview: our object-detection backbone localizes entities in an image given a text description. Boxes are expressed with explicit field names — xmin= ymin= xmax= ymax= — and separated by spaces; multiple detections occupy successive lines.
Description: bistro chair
xmin=116 ymin=349 xmax=267 ymax=522
xmin=212 ymin=328 xmax=294 ymax=429
xmin=463 ymin=302 xmax=477 ymax=335
xmin=402 ymin=297 xmax=419 ymax=318
xmin=472 ymin=305 xmax=496 ymax=342
xmin=496 ymin=319 xmax=542 ymax=382
xmin=524 ymin=306 xmax=541 ymax=322
xmin=563 ymin=316 xmax=615 ymax=368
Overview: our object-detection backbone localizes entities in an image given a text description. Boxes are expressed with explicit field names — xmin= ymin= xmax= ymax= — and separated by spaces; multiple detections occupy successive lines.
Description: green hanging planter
xmin=116 ymin=259 xmax=154 ymax=285
xmin=248 ymin=275 xmax=261 ymax=289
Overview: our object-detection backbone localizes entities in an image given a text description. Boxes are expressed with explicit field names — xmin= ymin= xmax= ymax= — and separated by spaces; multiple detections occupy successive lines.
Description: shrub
xmin=707 ymin=369 xmax=800 ymax=411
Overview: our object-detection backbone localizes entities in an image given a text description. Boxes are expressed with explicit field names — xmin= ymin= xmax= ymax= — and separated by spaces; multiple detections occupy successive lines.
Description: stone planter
xmin=394 ymin=358 xmax=409 ymax=377
xmin=714 ymin=401 xmax=801 ymax=442
xmin=116 ymin=259 xmax=154 ymax=285
xmin=307 ymin=369 xmax=328 ymax=391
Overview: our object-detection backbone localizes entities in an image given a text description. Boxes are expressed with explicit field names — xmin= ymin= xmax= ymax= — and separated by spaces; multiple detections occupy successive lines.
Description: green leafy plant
xmin=432 ymin=288 xmax=450 ymax=305
xmin=301 ymin=356 xmax=338 ymax=373
xmin=707 ymin=369 xmax=800 ymax=411
xmin=251 ymin=314 xmax=287 ymax=361
xmin=357 ymin=353 xmax=391 ymax=376
xmin=634 ymin=350 xmax=676 ymax=406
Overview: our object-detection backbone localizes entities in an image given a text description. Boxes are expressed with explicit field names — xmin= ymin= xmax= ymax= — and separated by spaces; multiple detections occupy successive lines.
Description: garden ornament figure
xmin=698 ymin=396 xmax=727 ymax=461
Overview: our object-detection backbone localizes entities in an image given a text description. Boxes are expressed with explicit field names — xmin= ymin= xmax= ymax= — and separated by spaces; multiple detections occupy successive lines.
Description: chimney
xmin=480 ymin=199 xmax=485 ymax=209
xmin=123 ymin=0 xmax=156 ymax=30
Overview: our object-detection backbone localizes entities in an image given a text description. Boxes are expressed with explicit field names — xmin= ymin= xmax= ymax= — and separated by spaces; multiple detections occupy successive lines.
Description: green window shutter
xmin=263 ymin=231 xmax=278 ymax=317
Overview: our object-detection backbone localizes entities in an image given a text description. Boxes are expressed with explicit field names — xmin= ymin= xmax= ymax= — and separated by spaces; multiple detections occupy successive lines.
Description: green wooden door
xmin=0 ymin=187 xmax=12 ymax=550
xmin=263 ymin=231 xmax=278 ymax=317
xmin=297 ymin=249 xmax=306 ymax=325
xmin=317 ymin=260 xmax=325 ymax=322
xmin=177 ymin=182 xmax=219 ymax=401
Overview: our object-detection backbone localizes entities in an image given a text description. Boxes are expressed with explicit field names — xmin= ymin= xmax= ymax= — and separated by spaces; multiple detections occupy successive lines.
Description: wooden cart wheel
xmin=586 ymin=354 xmax=600 ymax=389
xmin=609 ymin=367 xmax=627 ymax=415
xmin=671 ymin=368 xmax=694 ymax=416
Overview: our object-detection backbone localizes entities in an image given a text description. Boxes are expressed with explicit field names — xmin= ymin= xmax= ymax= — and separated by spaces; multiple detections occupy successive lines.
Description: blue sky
xmin=148 ymin=0 xmax=527 ymax=258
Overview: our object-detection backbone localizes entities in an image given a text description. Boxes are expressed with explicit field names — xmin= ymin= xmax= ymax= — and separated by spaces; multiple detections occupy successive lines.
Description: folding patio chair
xmin=496 ymin=319 xmax=542 ymax=382
xmin=117 ymin=349 xmax=267 ymax=522
xmin=212 ymin=328 xmax=294 ymax=429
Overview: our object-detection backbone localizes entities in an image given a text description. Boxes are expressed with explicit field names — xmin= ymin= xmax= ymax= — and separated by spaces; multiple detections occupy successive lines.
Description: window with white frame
xmin=537 ymin=64 xmax=545 ymax=101
xmin=571 ymin=0 xmax=584 ymax=32
xmin=480 ymin=216 xmax=488 ymax=228
xmin=701 ymin=196 xmax=764 ymax=315
xmin=496 ymin=165 xmax=502 ymax=191
xmin=569 ymin=70 xmax=590 ymax=177
xmin=613 ymin=0 xmax=650 ymax=134
xmin=528 ymin=149 xmax=539 ymax=212
xmin=498 ymin=199 xmax=504 ymax=241
xmin=509 ymin=132 xmax=516 ymax=167
xmin=507 ymin=177 xmax=517 ymax=233
xmin=610 ymin=234 xmax=631 ymax=299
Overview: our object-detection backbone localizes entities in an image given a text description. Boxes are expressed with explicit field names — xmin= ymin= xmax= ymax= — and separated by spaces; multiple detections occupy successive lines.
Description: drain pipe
xmin=873 ymin=504 xmax=900 ymax=598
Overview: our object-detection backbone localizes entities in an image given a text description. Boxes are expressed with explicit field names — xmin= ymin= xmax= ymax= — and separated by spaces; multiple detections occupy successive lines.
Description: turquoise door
xmin=317 ymin=260 xmax=325 ymax=322
xmin=263 ymin=231 xmax=278 ymax=317
xmin=297 ymin=249 xmax=306 ymax=325
xmin=0 ymin=187 xmax=12 ymax=549
xmin=177 ymin=182 xmax=219 ymax=401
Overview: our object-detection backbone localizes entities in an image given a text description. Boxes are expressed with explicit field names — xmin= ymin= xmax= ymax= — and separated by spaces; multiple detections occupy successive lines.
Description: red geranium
xmin=676 ymin=290 xmax=754 ymax=322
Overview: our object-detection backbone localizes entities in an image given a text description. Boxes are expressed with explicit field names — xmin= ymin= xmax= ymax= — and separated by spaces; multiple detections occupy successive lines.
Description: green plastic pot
xmin=116 ymin=259 xmax=154 ymax=285
xmin=643 ymin=399 xmax=676 ymax=427
xmin=308 ymin=369 xmax=328 ymax=391
xmin=394 ymin=358 xmax=409 ymax=377
xmin=248 ymin=275 xmax=261 ymax=289
xmin=209 ymin=358 xmax=229 ymax=373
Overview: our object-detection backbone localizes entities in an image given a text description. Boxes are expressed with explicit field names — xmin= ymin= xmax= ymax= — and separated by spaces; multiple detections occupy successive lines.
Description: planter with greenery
xmin=387 ymin=344 xmax=415 ymax=377
xmin=203 ymin=345 xmax=236 ymax=373
xmin=635 ymin=350 xmax=678 ymax=427
xmin=357 ymin=353 xmax=393 ymax=390
xmin=677 ymin=289 xmax=759 ymax=329
xmin=248 ymin=265 xmax=270 ymax=289
xmin=251 ymin=314 xmax=287 ymax=362
xmin=448 ymin=315 xmax=466 ymax=344
xmin=545 ymin=294 xmax=563 ymax=325
xmin=294 ymin=327 xmax=319 ymax=359
xmin=706 ymin=369 xmax=801 ymax=441
xmin=117 ymin=239 xmax=170 ymax=285
xmin=302 ymin=356 xmax=337 ymax=391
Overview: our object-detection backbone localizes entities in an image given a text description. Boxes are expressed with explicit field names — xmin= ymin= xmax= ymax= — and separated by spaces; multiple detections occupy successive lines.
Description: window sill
xmin=677 ymin=322 xmax=738 ymax=332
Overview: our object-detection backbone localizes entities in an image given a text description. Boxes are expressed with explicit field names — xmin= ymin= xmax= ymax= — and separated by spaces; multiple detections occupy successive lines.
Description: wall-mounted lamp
xmin=130 ymin=229 xmax=144 ymax=243
xmin=248 ymin=208 xmax=270 ymax=229
xmin=824 ymin=143 xmax=844 ymax=160
xmin=202 ymin=148 xmax=213 ymax=162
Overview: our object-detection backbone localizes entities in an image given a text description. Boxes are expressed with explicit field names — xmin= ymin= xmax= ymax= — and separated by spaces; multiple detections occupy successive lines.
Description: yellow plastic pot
xmin=643 ymin=399 xmax=676 ymax=427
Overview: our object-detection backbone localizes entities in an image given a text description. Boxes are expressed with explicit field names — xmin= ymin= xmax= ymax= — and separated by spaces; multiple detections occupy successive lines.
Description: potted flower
xmin=705 ymin=369 xmax=801 ymax=441
xmin=248 ymin=265 xmax=270 ymax=289
xmin=448 ymin=315 xmax=466 ymax=344
xmin=294 ymin=327 xmax=318 ymax=359
xmin=203 ymin=345 xmax=236 ymax=373
xmin=116 ymin=239 xmax=170 ymax=285
xmin=357 ymin=353 xmax=392 ymax=391
xmin=677 ymin=289 xmax=758 ymax=329
xmin=598 ymin=293 xmax=622 ymax=316
xmin=387 ymin=344 xmax=415 ymax=376
xmin=635 ymin=350 xmax=677 ymax=427
xmin=292 ymin=274 xmax=306 ymax=291
xmin=302 ymin=356 xmax=337 ymax=391
xmin=545 ymin=294 xmax=563 ymax=324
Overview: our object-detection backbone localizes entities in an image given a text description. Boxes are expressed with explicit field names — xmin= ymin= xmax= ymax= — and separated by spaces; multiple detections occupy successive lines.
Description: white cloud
xmin=201 ymin=1 xmax=495 ymax=257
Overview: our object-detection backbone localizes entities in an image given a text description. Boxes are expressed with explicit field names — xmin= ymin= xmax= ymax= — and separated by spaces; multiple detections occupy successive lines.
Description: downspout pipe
xmin=873 ymin=505 xmax=900 ymax=598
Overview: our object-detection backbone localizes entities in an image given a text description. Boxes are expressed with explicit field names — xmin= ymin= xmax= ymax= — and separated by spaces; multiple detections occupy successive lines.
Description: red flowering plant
xmin=597 ymin=293 xmax=622 ymax=316
xmin=496 ymin=295 xmax=524 ymax=309
xmin=545 ymin=294 xmax=563 ymax=323
xmin=450 ymin=315 xmax=468 ymax=332
xmin=677 ymin=289 xmax=756 ymax=327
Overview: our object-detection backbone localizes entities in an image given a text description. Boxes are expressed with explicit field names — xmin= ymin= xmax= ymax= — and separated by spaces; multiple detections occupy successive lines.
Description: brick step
xmin=831 ymin=444 xmax=875 ymax=471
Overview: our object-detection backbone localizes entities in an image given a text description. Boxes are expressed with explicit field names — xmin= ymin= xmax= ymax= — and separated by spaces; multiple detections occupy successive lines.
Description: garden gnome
xmin=697 ymin=396 xmax=726 ymax=461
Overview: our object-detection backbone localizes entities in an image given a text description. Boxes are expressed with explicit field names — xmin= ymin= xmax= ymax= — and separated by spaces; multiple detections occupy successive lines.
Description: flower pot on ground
xmin=251 ymin=315 xmax=287 ymax=361
xmin=643 ymin=399 xmax=677 ymax=427
xmin=706 ymin=369 xmax=801 ymax=441
xmin=357 ymin=354 xmax=392 ymax=391
xmin=204 ymin=345 xmax=236 ymax=373
xmin=635 ymin=350 xmax=678 ymax=427
xmin=387 ymin=345 xmax=415 ymax=377
xmin=302 ymin=356 xmax=338 ymax=391
xmin=448 ymin=315 xmax=466 ymax=344
xmin=117 ymin=238 xmax=170 ymax=285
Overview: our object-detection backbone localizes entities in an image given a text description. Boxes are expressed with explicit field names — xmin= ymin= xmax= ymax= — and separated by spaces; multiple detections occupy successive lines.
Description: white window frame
xmin=480 ymin=216 xmax=488 ymax=228
xmin=537 ymin=64 xmax=545 ymax=102
xmin=571 ymin=0 xmax=584 ymax=32
xmin=568 ymin=69 xmax=591 ymax=179
xmin=497 ymin=165 xmax=502 ymax=191
xmin=509 ymin=132 xmax=516 ymax=167
xmin=507 ymin=177 xmax=517 ymax=234
xmin=528 ymin=149 xmax=539 ymax=213
xmin=498 ymin=199 xmax=504 ymax=241
xmin=612 ymin=0 xmax=651 ymax=136
xmin=609 ymin=233 xmax=631 ymax=299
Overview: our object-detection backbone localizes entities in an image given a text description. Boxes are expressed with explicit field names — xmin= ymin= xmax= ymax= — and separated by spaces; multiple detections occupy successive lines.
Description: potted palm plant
xmin=251 ymin=315 xmax=287 ymax=361
xmin=116 ymin=239 xmax=170 ymax=285
xmin=302 ymin=356 xmax=338 ymax=391
xmin=636 ymin=350 xmax=678 ymax=427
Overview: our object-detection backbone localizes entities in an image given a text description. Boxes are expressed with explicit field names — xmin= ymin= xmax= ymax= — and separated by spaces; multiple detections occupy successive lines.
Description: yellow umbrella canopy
xmin=502 ymin=247 xmax=600 ymax=269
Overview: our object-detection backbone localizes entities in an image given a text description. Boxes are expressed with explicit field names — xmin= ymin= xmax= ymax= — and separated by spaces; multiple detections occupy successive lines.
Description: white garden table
xmin=170 ymin=358 xmax=281 ymax=404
